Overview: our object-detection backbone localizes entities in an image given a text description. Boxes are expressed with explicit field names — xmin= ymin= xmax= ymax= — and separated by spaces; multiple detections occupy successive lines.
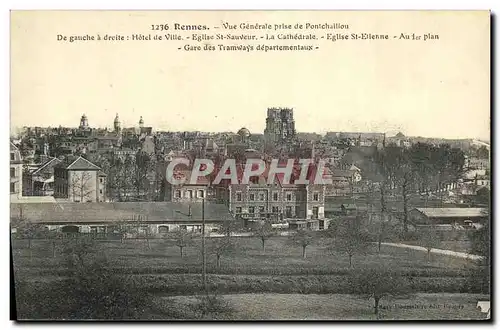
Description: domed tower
xmin=113 ymin=113 xmax=121 ymax=133
xmin=237 ymin=127 xmax=251 ymax=145
xmin=139 ymin=116 xmax=144 ymax=128
xmin=79 ymin=114 xmax=89 ymax=129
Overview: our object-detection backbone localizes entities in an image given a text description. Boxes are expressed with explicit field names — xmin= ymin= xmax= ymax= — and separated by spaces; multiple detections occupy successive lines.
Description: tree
xmin=70 ymin=170 xmax=94 ymax=202
xmin=466 ymin=208 xmax=490 ymax=294
xmin=11 ymin=205 xmax=44 ymax=259
xmin=110 ymin=220 xmax=131 ymax=243
xmin=418 ymin=228 xmax=441 ymax=262
xmin=328 ymin=218 xmax=370 ymax=267
xmin=207 ymin=236 xmax=235 ymax=269
xmin=288 ymin=229 xmax=313 ymax=258
xmin=172 ymin=228 xmax=193 ymax=258
xmin=219 ymin=220 xmax=242 ymax=237
xmin=14 ymin=236 xmax=164 ymax=319
xmin=133 ymin=151 xmax=157 ymax=201
xmin=252 ymin=222 xmax=275 ymax=251
xmin=348 ymin=266 xmax=412 ymax=319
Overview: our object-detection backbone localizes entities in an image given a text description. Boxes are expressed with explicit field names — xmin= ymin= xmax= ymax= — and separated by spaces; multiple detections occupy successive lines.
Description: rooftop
xmin=10 ymin=202 xmax=234 ymax=224
xmin=414 ymin=208 xmax=487 ymax=218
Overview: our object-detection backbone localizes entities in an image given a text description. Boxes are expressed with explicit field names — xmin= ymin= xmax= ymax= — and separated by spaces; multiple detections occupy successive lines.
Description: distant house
xmin=23 ymin=157 xmax=61 ymax=196
xmin=10 ymin=142 xmax=23 ymax=198
xmin=54 ymin=156 xmax=107 ymax=203
xmin=408 ymin=208 xmax=488 ymax=226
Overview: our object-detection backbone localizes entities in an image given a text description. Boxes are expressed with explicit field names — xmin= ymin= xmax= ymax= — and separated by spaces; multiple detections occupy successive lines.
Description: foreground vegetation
xmin=11 ymin=216 xmax=490 ymax=320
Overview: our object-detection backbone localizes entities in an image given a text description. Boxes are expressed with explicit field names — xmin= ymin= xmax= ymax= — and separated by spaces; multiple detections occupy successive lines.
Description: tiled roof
xmin=414 ymin=208 xmax=487 ymax=218
xmin=10 ymin=202 xmax=234 ymax=224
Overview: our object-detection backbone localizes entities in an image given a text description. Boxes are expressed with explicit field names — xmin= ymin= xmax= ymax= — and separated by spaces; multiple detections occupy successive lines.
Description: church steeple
xmin=114 ymin=113 xmax=121 ymax=133
xmin=139 ymin=116 xmax=144 ymax=128
xmin=79 ymin=114 xmax=88 ymax=129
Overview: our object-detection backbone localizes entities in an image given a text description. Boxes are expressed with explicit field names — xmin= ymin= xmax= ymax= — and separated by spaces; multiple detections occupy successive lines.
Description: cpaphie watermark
xmin=165 ymin=158 xmax=333 ymax=186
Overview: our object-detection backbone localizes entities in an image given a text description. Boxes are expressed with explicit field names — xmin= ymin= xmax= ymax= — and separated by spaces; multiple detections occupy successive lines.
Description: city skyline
xmin=10 ymin=110 xmax=489 ymax=141
xmin=10 ymin=11 xmax=490 ymax=141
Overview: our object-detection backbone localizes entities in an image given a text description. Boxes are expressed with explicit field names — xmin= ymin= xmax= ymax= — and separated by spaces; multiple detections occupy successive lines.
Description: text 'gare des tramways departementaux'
xmin=56 ymin=20 xmax=440 ymax=52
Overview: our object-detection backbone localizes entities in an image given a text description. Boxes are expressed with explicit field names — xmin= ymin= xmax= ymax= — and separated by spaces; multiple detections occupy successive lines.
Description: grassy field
xmin=168 ymin=293 xmax=489 ymax=320
xmin=12 ymin=236 xmax=472 ymax=277
xmin=12 ymin=235 xmax=487 ymax=319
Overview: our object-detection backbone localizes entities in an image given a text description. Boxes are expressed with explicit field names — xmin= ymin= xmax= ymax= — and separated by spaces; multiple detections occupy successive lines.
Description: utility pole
xmin=201 ymin=197 xmax=208 ymax=296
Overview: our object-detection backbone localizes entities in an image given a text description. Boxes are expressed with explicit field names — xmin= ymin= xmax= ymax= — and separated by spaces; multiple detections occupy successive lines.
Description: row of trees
xmin=373 ymin=142 xmax=465 ymax=233
xmin=89 ymin=151 xmax=158 ymax=202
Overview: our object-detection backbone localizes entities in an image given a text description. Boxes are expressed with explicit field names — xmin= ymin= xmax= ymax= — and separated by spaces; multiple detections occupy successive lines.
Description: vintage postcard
xmin=10 ymin=10 xmax=490 ymax=321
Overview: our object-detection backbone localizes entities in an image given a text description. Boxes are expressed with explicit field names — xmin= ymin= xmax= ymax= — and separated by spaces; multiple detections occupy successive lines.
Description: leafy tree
xmin=348 ymin=266 xmax=412 ymax=319
xmin=252 ymin=222 xmax=275 ymax=251
xmin=288 ymin=229 xmax=313 ymax=258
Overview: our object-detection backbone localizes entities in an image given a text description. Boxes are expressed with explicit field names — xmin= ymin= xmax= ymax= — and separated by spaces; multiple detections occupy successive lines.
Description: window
xmin=175 ymin=190 xmax=181 ymax=198
xmin=273 ymin=192 xmax=278 ymax=201
xmin=249 ymin=193 xmax=255 ymax=201
xmin=235 ymin=207 xmax=242 ymax=214
xmin=259 ymin=206 xmax=265 ymax=215
xmin=259 ymin=193 xmax=265 ymax=201
xmin=285 ymin=206 xmax=293 ymax=217
xmin=188 ymin=190 xmax=193 ymax=198
xmin=287 ymin=193 xmax=292 ymax=201
xmin=312 ymin=206 xmax=319 ymax=219
xmin=100 ymin=178 xmax=104 ymax=184
xmin=313 ymin=193 xmax=319 ymax=201
xmin=10 ymin=153 xmax=14 ymax=161
xmin=10 ymin=183 xmax=15 ymax=193
xmin=198 ymin=190 xmax=204 ymax=198
xmin=10 ymin=168 xmax=15 ymax=178
xmin=272 ymin=206 xmax=279 ymax=213
xmin=248 ymin=206 xmax=255 ymax=214
xmin=236 ymin=192 xmax=242 ymax=201
xmin=100 ymin=189 xmax=103 ymax=194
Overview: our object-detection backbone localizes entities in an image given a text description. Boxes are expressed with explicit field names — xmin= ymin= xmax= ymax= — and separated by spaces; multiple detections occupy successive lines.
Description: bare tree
xmin=172 ymin=228 xmax=193 ymax=258
xmin=330 ymin=224 xmax=370 ymax=267
xmin=11 ymin=205 xmax=43 ymax=259
xmin=252 ymin=222 xmax=275 ymax=251
xmin=219 ymin=220 xmax=241 ymax=237
xmin=288 ymin=229 xmax=313 ymax=259
xmin=70 ymin=170 xmax=94 ymax=202
xmin=348 ymin=266 xmax=412 ymax=319
xmin=207 ymin=236 xmax=235 ymax=269
xmin=418 ymin=227 xmax=441 ymax=262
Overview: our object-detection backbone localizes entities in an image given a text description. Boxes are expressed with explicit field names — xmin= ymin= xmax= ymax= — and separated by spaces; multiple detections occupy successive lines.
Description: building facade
xmin=54 ymin=156 xmax=107 ymax=202
xmin=264 ymin=107 xmax=296 ymax=144
xmin=10 ymin=142 xmax=23 ymax=197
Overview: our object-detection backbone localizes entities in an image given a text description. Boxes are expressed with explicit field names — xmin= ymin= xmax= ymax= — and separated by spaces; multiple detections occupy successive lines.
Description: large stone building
xmin=53 ymin=156 xmax=107 ymax=202
xmin=264 ymin=107 xmax=296 ymax=144
xmin=10 ymin=142 xmax=23 ymax=197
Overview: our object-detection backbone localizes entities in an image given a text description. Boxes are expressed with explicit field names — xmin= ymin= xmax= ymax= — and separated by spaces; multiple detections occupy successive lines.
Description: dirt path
xmin=380 ymin=242 xmax=482 ymax=260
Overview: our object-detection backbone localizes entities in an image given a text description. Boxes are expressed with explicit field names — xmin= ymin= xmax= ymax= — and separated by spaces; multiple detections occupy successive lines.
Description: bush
xmin=189 ymin=295 xmax=234 ymax=320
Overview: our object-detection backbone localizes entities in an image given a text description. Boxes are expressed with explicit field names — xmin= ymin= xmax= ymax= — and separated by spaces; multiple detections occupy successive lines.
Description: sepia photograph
xmin=9 ymin=9 xmax=491 ymax=321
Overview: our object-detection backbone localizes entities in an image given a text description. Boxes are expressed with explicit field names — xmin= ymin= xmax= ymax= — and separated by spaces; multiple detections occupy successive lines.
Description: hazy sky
xmin=11 ymin=11 xmax=490 ymax=139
